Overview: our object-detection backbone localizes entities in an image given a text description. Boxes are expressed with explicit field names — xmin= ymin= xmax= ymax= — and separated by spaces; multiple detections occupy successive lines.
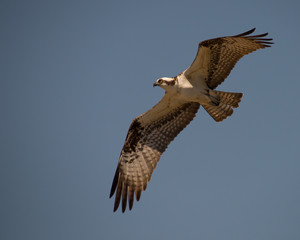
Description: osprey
xmin=110 ymin=28 xmax=273 ymax=212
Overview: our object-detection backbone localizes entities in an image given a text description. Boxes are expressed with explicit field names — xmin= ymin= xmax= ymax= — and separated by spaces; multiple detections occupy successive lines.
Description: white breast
xmin=177 ymin=74 xmax=209 ymax=103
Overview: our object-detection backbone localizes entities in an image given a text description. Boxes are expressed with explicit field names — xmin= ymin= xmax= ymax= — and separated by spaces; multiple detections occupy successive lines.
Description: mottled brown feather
xmin=184 ymin=28 xmax=273 ymax=89
xmin=110 ymin=101 xmax=200 ymax=212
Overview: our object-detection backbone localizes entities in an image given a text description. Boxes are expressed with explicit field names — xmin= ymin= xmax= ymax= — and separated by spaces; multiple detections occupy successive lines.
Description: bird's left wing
xmin=110 ymin=95 xmax=200 ymax=212
xmin=183 ymin=28 xmax=273 ymax=89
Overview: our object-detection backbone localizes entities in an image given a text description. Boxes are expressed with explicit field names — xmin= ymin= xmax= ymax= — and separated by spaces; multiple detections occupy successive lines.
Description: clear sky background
xmin=1 ymin=0 xmax=300 ymax=239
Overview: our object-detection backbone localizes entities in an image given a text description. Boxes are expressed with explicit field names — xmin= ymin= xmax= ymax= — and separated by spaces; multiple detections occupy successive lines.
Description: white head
xmin=153 ymin=77 xmax=176 ymax=90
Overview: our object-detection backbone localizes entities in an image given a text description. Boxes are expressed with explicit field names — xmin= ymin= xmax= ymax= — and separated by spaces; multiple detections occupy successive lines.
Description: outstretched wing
xmin=184 ymin=28 xmax=273 ymax=89
xmin=110 ymin=95 xmax=200 ymax=212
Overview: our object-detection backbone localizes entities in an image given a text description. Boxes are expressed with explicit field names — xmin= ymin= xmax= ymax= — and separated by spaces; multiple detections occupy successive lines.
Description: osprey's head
xmin=153 ymin=77 xmax=176 ymax=89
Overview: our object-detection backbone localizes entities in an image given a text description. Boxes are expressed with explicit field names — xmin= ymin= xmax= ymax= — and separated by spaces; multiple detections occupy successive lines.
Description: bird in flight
xmin=110 ymin=28 xmax=273 ymax=212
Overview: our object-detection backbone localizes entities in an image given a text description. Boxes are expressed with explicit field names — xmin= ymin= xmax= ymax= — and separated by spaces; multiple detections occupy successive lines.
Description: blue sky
xmin=1 ymin=0 xmax=300 ymax=239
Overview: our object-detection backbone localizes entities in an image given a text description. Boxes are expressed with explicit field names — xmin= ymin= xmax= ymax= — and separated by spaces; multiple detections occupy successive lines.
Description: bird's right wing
xmin=184 ymin=28 xmax=273 ymax=89
xmin=110 ymin=95 xmax=200 ymax=212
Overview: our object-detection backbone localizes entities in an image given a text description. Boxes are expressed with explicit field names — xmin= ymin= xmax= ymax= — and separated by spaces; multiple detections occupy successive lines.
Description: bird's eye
xmin=158 ymin=79 xmax=163 ymax=84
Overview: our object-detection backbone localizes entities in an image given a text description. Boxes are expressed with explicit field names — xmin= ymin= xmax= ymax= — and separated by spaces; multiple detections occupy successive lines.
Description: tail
xmin=202 ymin=90 xmax=243 ymax=122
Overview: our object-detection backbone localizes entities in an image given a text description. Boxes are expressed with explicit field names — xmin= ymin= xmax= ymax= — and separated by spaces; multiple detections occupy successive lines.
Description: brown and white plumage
xmin=110 ymin=28 xmax=273 ymax=212
xmin=110 ymin=96 xmax=200 ymax=212
xmin=184 ymin=28 xmax=273 ymax=89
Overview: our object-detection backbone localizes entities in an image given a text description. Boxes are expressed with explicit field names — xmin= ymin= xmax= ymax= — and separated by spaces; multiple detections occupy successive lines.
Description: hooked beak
xmin=153 ymin=82 xmax=158 ymax=87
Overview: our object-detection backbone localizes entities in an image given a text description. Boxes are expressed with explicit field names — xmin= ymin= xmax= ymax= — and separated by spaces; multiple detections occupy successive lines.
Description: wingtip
xmin=129 ymin=203 xmax=133 ymax=211
xmin=234 ymin=27 xmax=256 ymax=37
xmin=109 ymin=188 xmax=114 ymax=198
xmin=109 ymin=165 xmax=120 ymax=198
xmin=249 ymin=27 xmax=256 ymax=33
xmin=240 ymin=29 xmax=274 ymax=47
xmin=121 ymin=185 xmax=128 ymax=213
xmin=113 ymin=196 xmax=122 ymax=212
xmin=136 ymin=190 xmax=142 ymax=201
xmin=113 ymin=203 xmax=119 ymax=212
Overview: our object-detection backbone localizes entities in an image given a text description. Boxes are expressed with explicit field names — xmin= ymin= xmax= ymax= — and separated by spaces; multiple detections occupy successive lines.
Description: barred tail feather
xmin=213 ymin=90 xmax=243 ymax=107
xmin=203 ymin=90 xmax=243 ymax=122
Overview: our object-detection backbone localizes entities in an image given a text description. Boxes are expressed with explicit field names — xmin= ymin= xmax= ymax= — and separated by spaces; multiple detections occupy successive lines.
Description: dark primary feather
xmin=185 ymin=28 xmax=274 ymax=89
xmin=110 ymin=102 xmax=200 ymax=212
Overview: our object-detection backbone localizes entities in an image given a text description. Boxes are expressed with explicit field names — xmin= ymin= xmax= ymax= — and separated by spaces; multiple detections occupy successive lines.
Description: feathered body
xmin=110 ymin=28 xmax=273 ymax=212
